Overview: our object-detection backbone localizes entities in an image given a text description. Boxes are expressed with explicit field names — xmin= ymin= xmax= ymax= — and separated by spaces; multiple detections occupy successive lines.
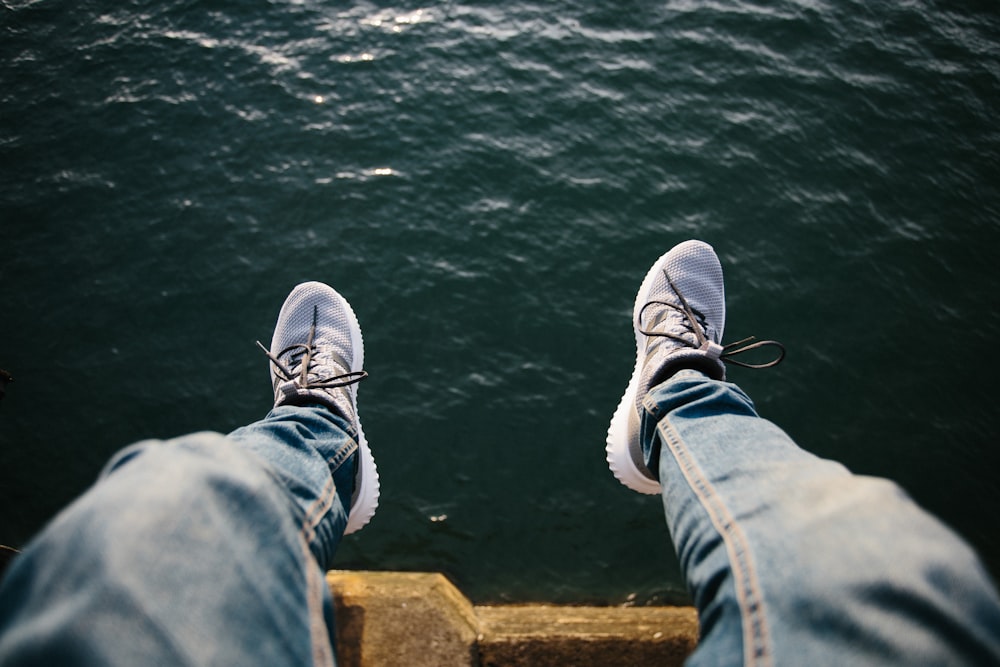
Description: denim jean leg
xmin=226 ymin=404 xmax=359 ymax=570
xmin=642 ymin=369 xmax=1000 ymax=667
xmin=0 ymin=405 xmax=356 ymax=667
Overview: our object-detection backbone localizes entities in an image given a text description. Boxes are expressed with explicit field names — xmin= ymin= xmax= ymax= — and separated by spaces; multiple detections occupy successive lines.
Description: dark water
xmin=2 ymin=0 xmax=999 ymax=604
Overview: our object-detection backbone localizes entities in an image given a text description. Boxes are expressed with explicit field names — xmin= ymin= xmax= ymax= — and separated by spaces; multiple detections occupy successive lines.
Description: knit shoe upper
xmin=260 ymin=281 xmax=379 ymax=534
xmin=606 ymin=240 xmax=784 ymax=494
xmin=634 ymin=240 xmax=728 ymax=396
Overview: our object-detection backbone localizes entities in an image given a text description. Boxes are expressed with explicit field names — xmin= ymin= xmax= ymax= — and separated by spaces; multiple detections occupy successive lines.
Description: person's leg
xmin=644 ymin=370 xmax=1000 ymax=665
xmin=0 ymin=281 xmax=377 ymax=666
xmin=0 ymin=408 xmax=354 ymax=666
xmin=607 ymin=240 xmax=1000 ymax=665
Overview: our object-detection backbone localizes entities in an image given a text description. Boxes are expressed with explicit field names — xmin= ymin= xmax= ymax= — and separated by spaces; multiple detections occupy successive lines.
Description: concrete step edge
xmin=328 ymin=570 xmax=698 ymax=667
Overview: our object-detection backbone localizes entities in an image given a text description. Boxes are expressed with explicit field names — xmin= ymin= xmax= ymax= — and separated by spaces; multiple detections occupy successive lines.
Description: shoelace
xmin=256 ymin=315 xmax=367 ymax=390
xmin=638 ymin=270 xmax=785 ymax=370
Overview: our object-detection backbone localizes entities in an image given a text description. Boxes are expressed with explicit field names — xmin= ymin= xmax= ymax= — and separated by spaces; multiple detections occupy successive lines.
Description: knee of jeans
xmin=100 ymin=432 xmax=230 ymax=479
xmin=767 ymin=475 xmax=991 ymax=615
xmin=92 ymin=437 xmax=291 ymax=538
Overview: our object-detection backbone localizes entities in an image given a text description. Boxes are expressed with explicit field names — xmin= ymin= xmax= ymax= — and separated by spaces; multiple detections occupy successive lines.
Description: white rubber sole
xmin=335 ymin=291 xmax=380 ymax=535
xmin=605 ymin=250 xmax=669 ymax=495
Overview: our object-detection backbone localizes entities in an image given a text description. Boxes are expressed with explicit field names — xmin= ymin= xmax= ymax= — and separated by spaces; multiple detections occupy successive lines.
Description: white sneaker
xmin=606 ymin=240 xmax=784 ymax=494
xmin=260 ymin=281 xmax=378 ymax=534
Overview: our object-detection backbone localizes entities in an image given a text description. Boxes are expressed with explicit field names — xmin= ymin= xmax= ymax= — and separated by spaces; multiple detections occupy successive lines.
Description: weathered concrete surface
xmin=327 ymin=571 xmax=699 ymax=667
xmin=329 ymin=571 xmax=479 ymax=667
xmin=476 ymin=605 xmax=698 ymax=667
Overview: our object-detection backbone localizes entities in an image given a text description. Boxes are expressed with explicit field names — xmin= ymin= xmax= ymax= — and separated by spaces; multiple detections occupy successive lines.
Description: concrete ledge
xmin=329 ymin=571 xmax=479 ymax=667
xmin=477 ymin=605 xmax=698 ymax=667
xmin=327 ymin=571 xmax=698 ymax=667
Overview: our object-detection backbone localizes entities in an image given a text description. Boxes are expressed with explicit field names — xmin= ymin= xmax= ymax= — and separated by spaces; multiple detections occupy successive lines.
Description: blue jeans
xmin=3 ymin=377 xmax=1000 ymax=665
xmin=643 ymin=370 xmax=1000 ymax=666
xmin=0 ymin=405 xmax=357 ymax=666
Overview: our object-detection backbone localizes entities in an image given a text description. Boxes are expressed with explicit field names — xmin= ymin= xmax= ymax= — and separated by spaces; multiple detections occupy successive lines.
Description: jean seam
xmin=301 ymin=475 xmax=337 ymax=546
xmin=660 ymin=418 xmax=773 ymax=667
xmin=300 ymin=534 xmax=336 ymax=667
xmin=327 ymin=438 xmax=358 ymax=473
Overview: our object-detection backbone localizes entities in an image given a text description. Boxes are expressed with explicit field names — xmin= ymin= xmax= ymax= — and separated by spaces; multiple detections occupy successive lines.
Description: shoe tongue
xmin=643 ymin=299 xmax=703 ymax=345
xmin=287 ymin=341 xmax=351 ymax=385
xmin=670 ymin=276 xmax=725 ymax=342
